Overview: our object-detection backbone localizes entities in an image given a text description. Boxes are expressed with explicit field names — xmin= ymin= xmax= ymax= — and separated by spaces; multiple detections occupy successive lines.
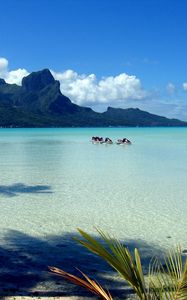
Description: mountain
xmin=0 ymin=69 xmax=186 ymax=127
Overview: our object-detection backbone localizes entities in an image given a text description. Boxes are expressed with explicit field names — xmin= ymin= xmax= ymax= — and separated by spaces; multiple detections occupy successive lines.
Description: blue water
xmin=0 ymin=127 xmax=186 ymax=250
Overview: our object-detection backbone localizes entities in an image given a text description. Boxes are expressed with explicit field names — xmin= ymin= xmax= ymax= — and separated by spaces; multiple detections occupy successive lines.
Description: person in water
xmin=92 ymin=136 xmax=99 ymax=142
xmin=122 ymin=138 xmax=131 ymax=144
xmin=105 ymin=137 xmax=113 ymax=143
xmin=92 ymin=136 xmax=113 ymax=143
xmin=92 ymin=136 xmax=104 ymax=142
xmin=116 ymin=138 xmax=131 ymax=144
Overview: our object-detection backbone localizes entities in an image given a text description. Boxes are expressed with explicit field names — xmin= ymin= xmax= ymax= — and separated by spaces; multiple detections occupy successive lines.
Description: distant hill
xmin=0 ymin=69 xmax=186 ymax=127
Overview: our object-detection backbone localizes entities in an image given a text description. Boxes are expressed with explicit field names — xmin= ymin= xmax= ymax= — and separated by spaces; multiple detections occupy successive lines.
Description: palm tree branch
xmin=49 ymin=266 xmax=113 ymax=300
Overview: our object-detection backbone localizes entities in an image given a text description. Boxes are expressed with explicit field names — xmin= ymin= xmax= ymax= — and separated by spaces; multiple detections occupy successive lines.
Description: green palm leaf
xmin=149 ymin=246 xmax=187 ymax=300
xmin=49 ymin=228 xmax=187 ymax=300
xmin=75 ymin=228 xmax=148 ymax=300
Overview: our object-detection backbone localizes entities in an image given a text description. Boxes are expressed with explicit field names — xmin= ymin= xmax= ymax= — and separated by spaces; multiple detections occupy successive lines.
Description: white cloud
xmin=0 ymin=58 xmax=147 ymax=106
xmin=6 ymin=69 xmax=29 ymax=85
xmin=1 ymin=56 xmax=187 ymax=120
xmin=166 ymin=82 xmax=175 ymax=94
xmin=52 ymin=70 xmax=147 ymax=106
xmin=0 ymin=57 xmax=29 ymax=85
xmin=0 ymin=57 xmax=8 ymax=77
xmin=183 ymin=83 xmax=187 ymax=91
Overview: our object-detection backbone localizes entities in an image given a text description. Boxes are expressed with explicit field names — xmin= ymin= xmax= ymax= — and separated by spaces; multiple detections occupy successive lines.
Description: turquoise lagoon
xmin=0 ymin=127 xmax=186 ymax=250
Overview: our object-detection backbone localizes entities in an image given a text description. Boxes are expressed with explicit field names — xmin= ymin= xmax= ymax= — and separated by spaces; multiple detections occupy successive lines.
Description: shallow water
xmin=0 ymin=127 xmax=186 ymax=250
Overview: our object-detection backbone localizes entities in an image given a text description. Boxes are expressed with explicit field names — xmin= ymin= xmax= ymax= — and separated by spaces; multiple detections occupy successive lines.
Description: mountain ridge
xmin=0 ymin=69 xmax=186 ymax=127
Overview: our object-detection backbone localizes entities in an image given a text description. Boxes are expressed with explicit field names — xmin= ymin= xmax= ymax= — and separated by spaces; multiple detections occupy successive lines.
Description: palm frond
xmin=49 ymin=229 xmax=187 ymax=300
xmin=149 ymin=246 xmax=187 ymax=300
xmin=75 ymin=228 xmax=148 ymax=300
xmin=49 ymin=266 xmax=113 ymax=300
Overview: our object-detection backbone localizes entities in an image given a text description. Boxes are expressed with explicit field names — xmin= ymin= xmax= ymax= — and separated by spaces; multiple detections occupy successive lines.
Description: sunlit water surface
xmin=0 ymin=128 xmax=186 ymax=250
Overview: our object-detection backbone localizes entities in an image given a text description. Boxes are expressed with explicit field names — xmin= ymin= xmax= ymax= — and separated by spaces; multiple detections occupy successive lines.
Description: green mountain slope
xmin=0 ymin=69 xmax=186 ymax=127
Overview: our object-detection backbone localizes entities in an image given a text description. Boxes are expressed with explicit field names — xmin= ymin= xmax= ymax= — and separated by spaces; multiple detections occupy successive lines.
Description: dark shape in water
xmin=0 ymin=183 xmax=52 ymax=197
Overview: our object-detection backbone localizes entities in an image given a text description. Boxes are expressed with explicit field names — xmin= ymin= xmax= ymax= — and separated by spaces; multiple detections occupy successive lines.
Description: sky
xmin=0 ymin=0 xmax=187 ymax=120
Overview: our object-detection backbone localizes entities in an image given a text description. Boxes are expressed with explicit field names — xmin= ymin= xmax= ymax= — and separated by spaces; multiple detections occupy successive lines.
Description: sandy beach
xmin=2 ymin=295 xmax=128 ymax=300
xmin=5 ymin=295 xmax=133 ymax=300
xmin=0 ymin=230 xmax=163 ymax=300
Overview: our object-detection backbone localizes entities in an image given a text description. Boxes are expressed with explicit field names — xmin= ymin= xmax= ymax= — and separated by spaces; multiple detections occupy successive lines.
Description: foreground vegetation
xmin=49 ymin=229 xmax=187 ymax=300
